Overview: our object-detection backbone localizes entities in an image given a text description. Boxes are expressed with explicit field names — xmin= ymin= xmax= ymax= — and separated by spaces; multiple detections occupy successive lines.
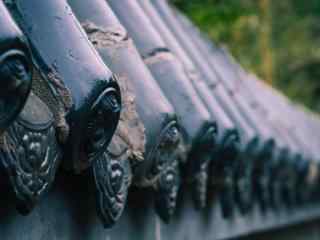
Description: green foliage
xmin=172 ymin=0 xmax=320 ymax=112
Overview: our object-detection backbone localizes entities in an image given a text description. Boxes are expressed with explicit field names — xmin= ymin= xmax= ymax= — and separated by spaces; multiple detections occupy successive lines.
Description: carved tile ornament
xmin=91 ymin=74 xmax=143 ymax=228
xmin=152 ymin=123 xmax=182 ymax=223
xmin=253 ymin=142 xmax=274 ymax=212
xmin=0 ymin=0 xmax=318 ymax=233
xmin=0 ymin=0 xmax=32 ymax=134
xmin=217 ymin=133 xmax=239 ymax=218
xmin=93 ymin=151 xmax=131 ymax=228
xmin=0 ymin=50 xmax=32 ymax=135
xmin=0 ymin=93 xmax=61 ymax=213
xmin=268 ymin=149 xmax=288 ymax=210
xmin=189 ymin=126 xmax=217 ymax=209
xmin=234 ymin=138 xmax=259 ymax=214
xmin=86 ymin=85 xmax=121 ymax=163
xmin=279 ymin=156 xmax=297 ymax=208
xmin=234 ymin=156 xmax=254 ymax=215
xmin=4 ymin=0 xmax=121 ymax=172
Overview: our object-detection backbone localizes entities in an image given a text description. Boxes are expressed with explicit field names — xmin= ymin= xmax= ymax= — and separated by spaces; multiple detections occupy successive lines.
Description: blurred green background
xmin=172 ymin=0 xmax=320 ymax=112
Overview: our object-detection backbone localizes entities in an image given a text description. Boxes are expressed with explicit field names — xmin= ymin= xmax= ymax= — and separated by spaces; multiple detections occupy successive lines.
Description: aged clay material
xmin=0 ymin=93 xmax=61 ymax=213
xmin=168 ymin=4 xmax=292 ymax=215
xmin=81 ymin=19 xmax=182 ymax=225
xmin=109 ymin=0 xmax=217 ymax=211
xmin=139 ymin=1 xmax=250 ymax=211
xmin=82 ymin=22 xmax=147 ymax=164
xmin=154 ymin=154 xmax=180 ymax=223
xmin=5 ymin=0 xmax=121 ymax=172
xmin=152 ymin=0 xmax=265 ymax=215
xmin=82 ymin=22 xmax=129 ymax=50
xmin=31 ymin=67 xmax=70 ymax=144
xmin=69 ymin=0 xmax=183 ymax=224
xmin=107 ymin=76 xmax=145 ymax=165
xmin=181 ymin=12 xmax=310 ymax=211
xmin=141 ymin=47 xmax=212 ymax=176
xmin=92 ymin=74 xmax=145 ymax=228
xmin=151 ymin=122 xmax=182 ymax=223
xmin=93 ymin=151 xmax=131 ymax=228
xmin=0 ymin=1 xmax=32 ymax=134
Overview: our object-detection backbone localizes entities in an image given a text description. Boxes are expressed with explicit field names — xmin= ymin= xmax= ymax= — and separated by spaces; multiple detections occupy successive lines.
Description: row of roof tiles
xmin=0 ymin=0 xmax=319 ymax=231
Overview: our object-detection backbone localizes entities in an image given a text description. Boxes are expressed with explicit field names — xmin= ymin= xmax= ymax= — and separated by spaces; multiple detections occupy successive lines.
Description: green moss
xmin=172 ymin=0 xmax=320 ymax=112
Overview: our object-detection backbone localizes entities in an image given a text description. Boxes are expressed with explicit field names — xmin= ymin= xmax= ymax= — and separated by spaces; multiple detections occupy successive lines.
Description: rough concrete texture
xmin=144 ymin=51 xmax=175 ymax=66
xmin=107 ymin=76 xmax=146 ymax=167
xmin=82 ymin=21 xmax=128 ymax=49
xmin=83 ymin=21 xmax=146 ymax=167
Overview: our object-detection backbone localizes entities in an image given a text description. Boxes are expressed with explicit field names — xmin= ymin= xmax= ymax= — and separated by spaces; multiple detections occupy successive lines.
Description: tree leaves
xmin=173 ymin=0 xmax=320 ymax=112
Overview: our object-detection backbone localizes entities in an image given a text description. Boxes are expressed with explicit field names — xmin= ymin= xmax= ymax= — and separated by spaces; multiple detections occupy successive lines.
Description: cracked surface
xmin=83 ymin=21 xmax=146 ymax=167
xmin=144 ymin=50 xmax=175 ymax=66
xmin=106 ymin=76 xmax=146 ymax=166
xmin=82 ymin=21 xmax=128 ymax=49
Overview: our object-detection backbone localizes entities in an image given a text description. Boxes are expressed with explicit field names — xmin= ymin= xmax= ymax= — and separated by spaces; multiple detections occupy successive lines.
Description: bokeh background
xmin=172 ymin=0 xmax=320 ymax=112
